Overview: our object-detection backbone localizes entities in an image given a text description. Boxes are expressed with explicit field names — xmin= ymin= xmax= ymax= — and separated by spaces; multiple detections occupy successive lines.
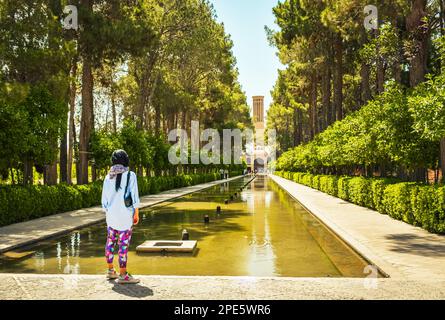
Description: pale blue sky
xmin=210 ymin=0 xmax=283 ymax=118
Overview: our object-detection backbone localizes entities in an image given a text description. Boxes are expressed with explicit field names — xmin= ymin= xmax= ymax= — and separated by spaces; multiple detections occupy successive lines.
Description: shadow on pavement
xmin=385 ymin=233 xmax=445 ymax=257
xmin=111 ymin=282 xmax=154 ymax=298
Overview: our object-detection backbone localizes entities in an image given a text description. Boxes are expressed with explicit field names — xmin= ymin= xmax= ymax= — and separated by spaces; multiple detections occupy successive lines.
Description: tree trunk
xmin=47 ymin=141 xmax=60 ymax=186
xmin=310 ymin=72 xmax=318 ymax=138
xmin=147 ymin=72 xmax=161 ymax=132
xmin=154 ymin=103 xmax=161 ymax=135
xmin=60 ymin=133 xmax=68 ymax=183
xmin=293 ymin=107 xmax=301 ymax=146
xmin=298 ymin=108 xmax=303 ymax=145
xmin=392 ymin=55 xmax=402 ymax=83
xmin=406 ymin=0 xmax=428 ymax=87
xmin=92 ymin=164 xmax=97 ymax=182
xmin=376 ymin=28 xmax=385 ymax=94
xmin=79 ymin=58 xmax=94 ymax=185
xmin=376 ymin=54 xmax=385 ymax=93
xmin=437 ymin=2 xmax=444 ymax=172
xmin=174 ymin=113 xmax=178 ymax=132
xmin=440 ymin=138 xmax=445 ymax=183
xmin=23 ymin=159 xmax=34 ymax=185
xmin=67 ymin=58 xmax=78 ymax=185
xmin=441 ymin=0 xmax=445 ymax=34
xmin=322 ymin=64 xmax=332 ymax=128
xmin=181 ymin=110 xmax=187 ymax=130
xmin=392 ymin=17 xmax=403 ymax=83
xmin=380 ymin=162 xmax=387 ymax=178
xmin=44 ymin=163 xmax=58 ymax=185
xmin=360 ymin=62 xmax=372 ymax=105
xmin=111 ymin=87 xmax=117 ymax=134
xmin=9 ymin=168 xmax=15 ymax=185
xmin=333 ymin=34 xmax=343 ymax=121
xmin=136 ymin=55 xmax=159 ymax=130
xmin=359 ymin=28 xmax=372 ymax=106
xmin=136 ymin=79 xmax=147 ymax=130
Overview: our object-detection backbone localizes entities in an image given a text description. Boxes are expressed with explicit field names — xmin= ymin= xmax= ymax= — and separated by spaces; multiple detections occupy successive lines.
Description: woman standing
xmin=101 ymin=150 xmax=141 ymax=284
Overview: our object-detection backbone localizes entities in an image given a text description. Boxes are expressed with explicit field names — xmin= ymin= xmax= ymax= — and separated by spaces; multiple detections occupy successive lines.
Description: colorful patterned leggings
xmin=105 ymin=227 xmax=133 ymax=269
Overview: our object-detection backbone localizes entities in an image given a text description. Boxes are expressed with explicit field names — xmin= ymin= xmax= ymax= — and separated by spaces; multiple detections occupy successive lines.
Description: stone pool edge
xmin=0 ymin=175 xmax=246 ymax=254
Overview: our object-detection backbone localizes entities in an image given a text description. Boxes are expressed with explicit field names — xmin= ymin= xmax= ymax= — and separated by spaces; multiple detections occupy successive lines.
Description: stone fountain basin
xmin=136 ymin=240 xmax=197 ymax=253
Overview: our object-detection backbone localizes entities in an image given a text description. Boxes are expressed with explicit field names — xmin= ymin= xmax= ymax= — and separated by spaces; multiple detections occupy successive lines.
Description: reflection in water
xmin=66 ymin=232 xmax=81 ymax=274
xmin=246 ymin=177 xmax=276 ymax=276
xmin=0 ymin=176 xmax=372 ymax=277
xmin=34 ymin=252 xmax=45 ymax=271
xmin=56 ymin=242 xmax=62 ymax=271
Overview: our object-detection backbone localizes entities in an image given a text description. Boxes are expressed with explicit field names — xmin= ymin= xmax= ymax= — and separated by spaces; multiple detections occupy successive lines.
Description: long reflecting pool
xmin=0 ymin=176 xmax=373 ymax=277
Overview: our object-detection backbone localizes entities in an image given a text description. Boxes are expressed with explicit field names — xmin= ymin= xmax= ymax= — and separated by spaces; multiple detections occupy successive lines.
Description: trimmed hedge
xmin=275 ymin=171 xmax=445 ymax=234
xmin=0 ymin=171 xmax=238 ymax=227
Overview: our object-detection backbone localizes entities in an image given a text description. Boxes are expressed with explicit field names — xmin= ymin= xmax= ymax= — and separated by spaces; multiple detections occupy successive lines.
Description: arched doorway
xmin=254 ymin=158 xmax=265 ymax=173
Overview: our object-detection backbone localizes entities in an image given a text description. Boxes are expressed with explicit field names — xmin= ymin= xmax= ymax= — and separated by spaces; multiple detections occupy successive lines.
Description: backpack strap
xmin=124 ymin=171 xmax=131 ymax=196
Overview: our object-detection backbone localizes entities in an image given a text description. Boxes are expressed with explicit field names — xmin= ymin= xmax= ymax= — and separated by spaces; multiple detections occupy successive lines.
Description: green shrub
xmin=382 ymin=183 xmax=415 ymax=223
xmin=433 ymin=187 xmax=445 ymax=233
xmin=277 ymin=171 xmax=445 ymax=234
xmin=56 ymin=184 xmax=83 ymax=212
xmin=301 ymin=173 xmax=313 ymax=187
xmin=7 ymin=187 xmax=28 ymax=223
xmin=312 ymin=175 xmax=321 ymax=190
xmin=370 ymin=179 xmax=387 ymax=212
xmin=326 ymin=176 xmax=339 ymax=196
xmin=0 ymin=188 xmax=8 ymax=224
xmin=30 ymin=185 xmax=60 ymax=218
xmin=337 ymin=177 xmax=352 ymax=201
xmin=318 ymin=175 xmax=338 ymax=196
xmin=149 ymin=177 xmax=161 ymax=194
xmin=76 ymin=183 xmax=102 ymax=208
xmin=281 ymin=171 xmax=291 ymax=180
xmin=292 ymin=172 xmax=302 ymax=184
xmin=411 ymin=185 xmax=445 ymax=233
xmin=137 ymin=177 xmax=150 ymax=195
xmin=348 ymin=177 xmax=373 ymax=208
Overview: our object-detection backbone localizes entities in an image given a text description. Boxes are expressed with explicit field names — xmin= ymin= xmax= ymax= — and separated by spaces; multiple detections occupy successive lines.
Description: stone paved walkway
xmin=270 ymin=174 xmax=445 ymax=281
xmin=0 ymin=176 xmax=242 ymax=254
xmin=1 ymin=274 xmax=444 ymax=300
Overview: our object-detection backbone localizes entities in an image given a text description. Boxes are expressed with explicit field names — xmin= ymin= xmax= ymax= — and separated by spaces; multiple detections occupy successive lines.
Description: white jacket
xmin=101 ymin=171 xmax=140 ymax=231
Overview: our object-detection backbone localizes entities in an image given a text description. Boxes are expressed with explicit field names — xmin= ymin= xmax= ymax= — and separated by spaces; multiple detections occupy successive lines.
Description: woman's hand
xmin=133 ymin=208 xmax=140 ymax=225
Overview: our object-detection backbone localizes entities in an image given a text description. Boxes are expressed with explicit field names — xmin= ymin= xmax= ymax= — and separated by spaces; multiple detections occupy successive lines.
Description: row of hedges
xmin=0 ymin=171 xmax=240 ymax=227
xmin=275 ymin=171 xmax=445 ymax=234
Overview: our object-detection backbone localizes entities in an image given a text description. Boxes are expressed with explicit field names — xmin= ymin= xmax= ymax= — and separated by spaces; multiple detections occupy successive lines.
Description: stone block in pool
xmin=136 ymin=240 xmax=197 ymax=253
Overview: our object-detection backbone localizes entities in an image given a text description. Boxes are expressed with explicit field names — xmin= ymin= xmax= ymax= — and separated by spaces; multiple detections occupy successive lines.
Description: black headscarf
xmin=111 ymin=150 xmax=130 ymax=192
